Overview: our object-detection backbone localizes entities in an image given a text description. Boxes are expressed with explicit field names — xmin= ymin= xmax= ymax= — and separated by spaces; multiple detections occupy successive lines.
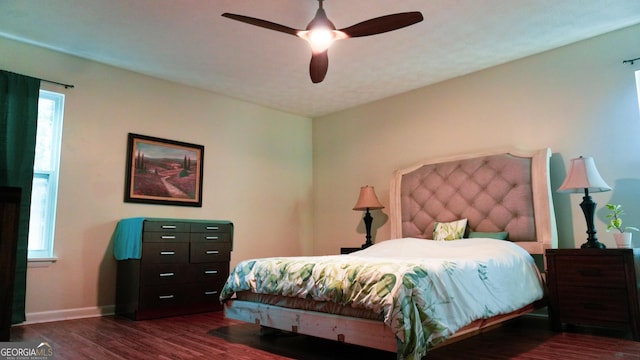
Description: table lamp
xmin=353 ymin=185 xmax=384 ymax=248
xmin=558 ymin=156 xmax=611 ymax=248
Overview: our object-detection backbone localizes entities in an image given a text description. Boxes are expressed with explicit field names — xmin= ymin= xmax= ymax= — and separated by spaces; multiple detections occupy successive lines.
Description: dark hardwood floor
xmin=8 ymin=311 xmax=640 ymax=359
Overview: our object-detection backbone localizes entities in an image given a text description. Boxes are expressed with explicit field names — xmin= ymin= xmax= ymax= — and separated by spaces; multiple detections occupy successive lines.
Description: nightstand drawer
xmin=557 ymin=286 xmax=630 ymax=323
xmin=554 ymin=256 xmax=626 ymax=287
xmin=546 ymin=248 xmax=640 ymax=341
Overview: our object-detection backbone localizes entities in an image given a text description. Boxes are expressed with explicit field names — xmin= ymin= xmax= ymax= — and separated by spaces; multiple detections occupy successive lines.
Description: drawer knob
xmin=158 ymin=295 xmax=175 ymax=300
xmin=204 ymin=291 xmax=218 ymax=296
xmin=206 ymin=250 xmax=220 ymax=255
xmin=161 ymin=225 xmax=177 ymax=229
xmin=159 ymin=272 xmax=175 ymax=277
xmin=206 ymin=226 xmax=219 ymax=230
xmin=161 ymin=235 xmax=176 ymax=239
xmin=160 ymin=251 xmax=176 ymax=255
xmin=204 ymin=270 xmax=219 ymax=275
xmin=205 ymin=236 xmax=219 ymax=240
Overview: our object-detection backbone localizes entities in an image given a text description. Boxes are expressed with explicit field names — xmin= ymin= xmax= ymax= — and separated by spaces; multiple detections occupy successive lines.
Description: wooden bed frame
xmin=224 ymin=147 xmax=558 ymax=354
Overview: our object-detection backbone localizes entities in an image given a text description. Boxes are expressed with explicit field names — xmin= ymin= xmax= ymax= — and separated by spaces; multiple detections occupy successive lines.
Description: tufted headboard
xmin=389 ymin=148 xmax=557 ymax=254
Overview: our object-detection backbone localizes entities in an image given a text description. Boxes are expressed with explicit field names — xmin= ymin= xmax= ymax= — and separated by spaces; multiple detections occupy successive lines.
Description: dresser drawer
xmin=142 ymin=231 xmax=190 ymax=243
xmin=143 ymin=221 xmax=190 ymax=233
xmin=557 ymin=286 xmax=630 ymax=323
xmin=141 ymin=263 xmax=189 ymax=286
xmin=190 ymin=232 xmax=231 ymax=243
xmin=185 ymin=282 xmax=225 ymax=306
xmin=142 ymin=242 xmax=189 ymax=263
xmin=189 ymin=263 xmax=230 ymax=283
xmin=190 ymin=222 xmax=233 ymax=234
xmin=554 ymin=256 xmax=626 ymax=287
xmin=190 ymin=242 xmax=232 ymax=263
xmin=140 ymin=284 xmax=186 ymax=309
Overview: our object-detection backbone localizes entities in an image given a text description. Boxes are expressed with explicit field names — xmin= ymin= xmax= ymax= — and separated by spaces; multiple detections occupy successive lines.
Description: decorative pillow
xmin=433 ymin=219 xmax=468 ymax=240
xmin=468 ymin=231 xmax=509 ymax=240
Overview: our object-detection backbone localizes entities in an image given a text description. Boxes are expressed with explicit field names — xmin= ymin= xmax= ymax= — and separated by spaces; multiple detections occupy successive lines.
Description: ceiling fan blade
xmin=221 ymin=13 xmax=300 ymax=36
xmin=309 ymin=51 xmax=329 ymax=83
xmin=339 ymin=12 xmax=423 ymax=38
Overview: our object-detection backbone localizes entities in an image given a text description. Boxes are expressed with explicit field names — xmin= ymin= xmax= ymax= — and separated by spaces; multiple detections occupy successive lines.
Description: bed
xmin=220 ymin=148 xmax=558 ymax=359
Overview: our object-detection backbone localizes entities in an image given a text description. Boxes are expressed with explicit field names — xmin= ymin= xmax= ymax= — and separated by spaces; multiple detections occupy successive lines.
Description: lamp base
xmin=578 ymin=192 xmax=606 ymax=249
xmin=361 ymin=209 xmax=374 ymax=249
xmin=580 ymin=240 xmax=606 ymax=249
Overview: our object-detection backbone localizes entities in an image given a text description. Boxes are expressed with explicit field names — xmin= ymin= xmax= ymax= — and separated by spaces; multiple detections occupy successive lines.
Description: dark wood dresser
xmin=545 ymin=248 xmax=640 ymax=341
xmin=115 ymin=219 xmax=233 ymax=320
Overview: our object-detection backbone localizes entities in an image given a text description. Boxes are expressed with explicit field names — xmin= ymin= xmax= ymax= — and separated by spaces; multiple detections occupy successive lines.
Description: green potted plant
xmin=605 ymin=203 xmax=638 ymax=248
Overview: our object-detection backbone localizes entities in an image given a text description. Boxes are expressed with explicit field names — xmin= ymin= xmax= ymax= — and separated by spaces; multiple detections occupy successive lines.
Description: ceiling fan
xmin=222 ymin=0 xmax=424 ymax=83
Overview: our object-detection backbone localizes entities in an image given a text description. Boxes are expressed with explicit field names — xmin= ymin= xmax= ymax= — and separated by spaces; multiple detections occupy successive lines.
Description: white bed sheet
xmin=349 ymin=237 xmax=545 ymax=338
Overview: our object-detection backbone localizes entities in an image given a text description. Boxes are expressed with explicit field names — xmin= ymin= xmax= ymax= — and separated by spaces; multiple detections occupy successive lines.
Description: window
xmin=28 ymin=90 xmax=64 ymax=260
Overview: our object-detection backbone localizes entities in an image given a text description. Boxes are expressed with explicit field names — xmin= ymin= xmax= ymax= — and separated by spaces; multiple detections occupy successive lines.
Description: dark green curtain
xmin=0 ymin=70 xmax=40 ymax=324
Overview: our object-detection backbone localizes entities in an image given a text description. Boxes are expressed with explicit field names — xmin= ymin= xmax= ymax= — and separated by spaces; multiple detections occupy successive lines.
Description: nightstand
xmin=545 ymin=248 xmax=640 ymax=341
xmin=340 ymin=247 xmax=361 ymax=254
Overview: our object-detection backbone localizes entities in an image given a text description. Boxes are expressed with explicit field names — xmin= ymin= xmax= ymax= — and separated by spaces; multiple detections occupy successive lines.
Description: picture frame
xmin=124 ymin=133 xmax=204 ymax=207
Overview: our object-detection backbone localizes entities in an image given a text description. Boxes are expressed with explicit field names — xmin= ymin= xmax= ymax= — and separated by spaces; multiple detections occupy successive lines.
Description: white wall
xmin=313 ymin=24 xmax=640 ymax=255
xmin=0 ymin=37 xmax=313 ymax=320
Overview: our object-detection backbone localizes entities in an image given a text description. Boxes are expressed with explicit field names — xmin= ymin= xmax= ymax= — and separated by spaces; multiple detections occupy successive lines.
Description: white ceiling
xmin=2 ymin=1 xmax=640 ymax=118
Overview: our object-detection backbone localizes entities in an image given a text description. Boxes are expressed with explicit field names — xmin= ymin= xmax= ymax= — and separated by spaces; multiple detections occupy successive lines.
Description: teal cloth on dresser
xmin=112 ymin=217 xmax=145 ymax=260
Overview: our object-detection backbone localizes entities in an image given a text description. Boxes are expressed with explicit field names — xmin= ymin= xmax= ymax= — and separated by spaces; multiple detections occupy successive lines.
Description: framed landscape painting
xmin=124 ymin=133 xmax=204 ymax=207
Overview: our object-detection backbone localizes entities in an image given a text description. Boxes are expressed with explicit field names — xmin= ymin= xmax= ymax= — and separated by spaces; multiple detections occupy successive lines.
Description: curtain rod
xmin=622 ymin=57 xmax=640 ymax=65
xmin=41 ymin=78 xmax=74 ymax=89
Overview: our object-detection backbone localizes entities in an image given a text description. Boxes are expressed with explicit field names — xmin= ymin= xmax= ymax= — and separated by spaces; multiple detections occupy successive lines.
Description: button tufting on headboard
xmin=389 ymin=148 xmax=558 ymax=253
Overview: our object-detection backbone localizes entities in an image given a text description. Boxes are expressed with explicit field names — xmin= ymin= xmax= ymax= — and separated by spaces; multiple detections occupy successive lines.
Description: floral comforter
xmin=219 ymin=237 xmax=544 ymax=359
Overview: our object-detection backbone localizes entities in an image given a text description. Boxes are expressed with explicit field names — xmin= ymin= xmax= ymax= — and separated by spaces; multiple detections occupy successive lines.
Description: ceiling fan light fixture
xmin=221 ymin=0 xmax=423 ymax=83
xmin=297 ymin=28 xmax=347 ymax=53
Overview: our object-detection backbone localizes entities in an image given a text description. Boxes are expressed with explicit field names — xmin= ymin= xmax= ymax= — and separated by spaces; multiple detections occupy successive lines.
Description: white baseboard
xmin=18 ymin=305 xmax=115 ymax=325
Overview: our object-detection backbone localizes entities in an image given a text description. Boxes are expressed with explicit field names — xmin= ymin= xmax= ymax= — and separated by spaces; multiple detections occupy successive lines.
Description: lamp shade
xmin=353 ymin=185 xmax=384 ymax=210
xmin=558 ymin=156 xmax=611 ymax=193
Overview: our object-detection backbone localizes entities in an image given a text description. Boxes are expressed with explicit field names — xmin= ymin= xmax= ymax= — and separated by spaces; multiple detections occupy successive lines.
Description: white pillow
xmin=433 ymin=219 xmax=468 ymax=240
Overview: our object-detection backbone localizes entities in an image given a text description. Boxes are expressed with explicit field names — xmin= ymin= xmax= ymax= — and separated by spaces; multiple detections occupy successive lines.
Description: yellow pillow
xmin=433 ymin=219 xmax=468 ymax=240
